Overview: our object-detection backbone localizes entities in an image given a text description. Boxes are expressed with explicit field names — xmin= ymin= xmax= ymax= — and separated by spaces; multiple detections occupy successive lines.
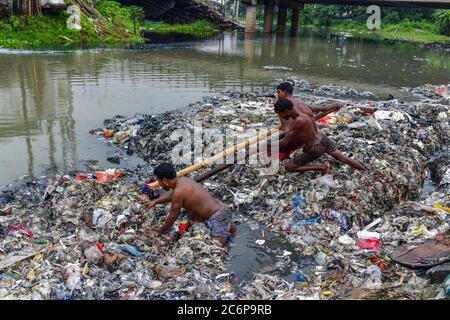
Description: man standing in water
xmin=273 ymin=99 xmax=365 ymax=174
xmin=143 ymin=163 xmax=237 ymax=247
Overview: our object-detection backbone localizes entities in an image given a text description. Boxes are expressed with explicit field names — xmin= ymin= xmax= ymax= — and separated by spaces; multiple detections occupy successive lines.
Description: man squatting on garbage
xmin=143 ymin=163 xmax=237 ymax=247
xmin=273 ymin=82 xmax=343 ymax=159
xmin=271 ymin=98 xmax=366 ymax=174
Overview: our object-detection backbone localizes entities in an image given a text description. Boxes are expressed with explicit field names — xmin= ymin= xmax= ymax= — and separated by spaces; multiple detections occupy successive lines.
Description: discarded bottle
xmin=52 ymin=284 xmax=69 ymax=300
xmin=326 ymin=208 xmax=349 ymax=231
xmin=33 ymin=239 xmax=48 ymax=245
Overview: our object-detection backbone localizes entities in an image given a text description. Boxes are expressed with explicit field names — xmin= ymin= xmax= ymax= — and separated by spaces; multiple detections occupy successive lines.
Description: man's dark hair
xmin=274 ymin=98 xmax=294 ymax=114
xmin=277 ymin=82 xmax=294 ymax=95
xmin=154 ymin=163 xmax=177 ymax=180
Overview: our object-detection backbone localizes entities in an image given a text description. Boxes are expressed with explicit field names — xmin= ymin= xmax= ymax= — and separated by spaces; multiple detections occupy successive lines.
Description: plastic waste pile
xmin=93 ymin=77 xmax=449 ymax=299
xmin=0 ymin=174 xmax=240 ymax=300
xmin=280 ymin=76 xmax=378 ymax=99
xmin=2 ymin=77 xmax=449 ymax=300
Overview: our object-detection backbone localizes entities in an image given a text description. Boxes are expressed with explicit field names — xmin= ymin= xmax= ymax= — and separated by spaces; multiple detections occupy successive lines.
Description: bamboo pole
xmin=149 ymin=106 xmax=340 ymax=188
xmin=193 ymin=163 xmax=233 ymax=183
xmin=148 ymin=126 xmax=281 ymax=187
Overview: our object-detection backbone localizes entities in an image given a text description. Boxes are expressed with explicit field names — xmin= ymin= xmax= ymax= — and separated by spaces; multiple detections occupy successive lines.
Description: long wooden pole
xmin=148 ymin=126 xmax=281 ymax=187
xmin=149 ymin=106 xmax=339 ymax=188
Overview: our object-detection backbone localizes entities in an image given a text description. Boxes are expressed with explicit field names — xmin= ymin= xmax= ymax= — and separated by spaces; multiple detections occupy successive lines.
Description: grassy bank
xmin=142 ymin=20 xmax=218 ymax=37
xmin=240 ymin=17 xmax=450 ymax=43
xmin=327 ymin=20 xmax=450 ymax=43
xmin=0 ymin=1 xmax=143 ymax=49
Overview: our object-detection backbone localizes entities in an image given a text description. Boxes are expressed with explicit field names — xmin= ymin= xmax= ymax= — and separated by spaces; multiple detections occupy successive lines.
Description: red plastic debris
xmin=369 ymin=256 xmax=386 ymax=269
xmin=8 ymin=223 xmax=25 ymax=231
xmin=21 ymin=229 xmax=33 ymax=238
xmin=103 ymin=128 xmax=113 ymax=138
xmin=95 ymin=169 xmax=122 ymax=183
xmin=436 ymin=86 xmax=447 ymax=94
xmin=317 ymin=116 xmax=333 ymax=124
xmin=96 ymin=242 xmax=104 ymax=252
xmin=355 ymin=237 xmax=379 ymax=252
xmin=178 ymin=221 xmax=189 ymax=236
xmin=75 ymin=174 xmax=88 ymax=181
xmin=8 ymin=223 xmax=33 ymax=238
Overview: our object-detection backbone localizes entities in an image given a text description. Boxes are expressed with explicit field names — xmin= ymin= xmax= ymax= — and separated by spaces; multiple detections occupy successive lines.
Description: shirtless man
xmin=143 ymin=163 xmax=237 ymax=247
xmin=276 ymin=82 xmax=342 ymax=130
xmin=273 ymin=99 xmax=365 ymax=174
xmin=272 ymin=82 xmax=342 ymax=159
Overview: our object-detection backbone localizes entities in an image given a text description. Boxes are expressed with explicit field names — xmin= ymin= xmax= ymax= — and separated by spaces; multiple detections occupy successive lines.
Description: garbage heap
xmin=1 ymin=79 xmax=449 ymax=300
xmin=0 ymin=173 xmax=241 ymax=299
xmin=94 ymin=78 xmax=449 ymax=299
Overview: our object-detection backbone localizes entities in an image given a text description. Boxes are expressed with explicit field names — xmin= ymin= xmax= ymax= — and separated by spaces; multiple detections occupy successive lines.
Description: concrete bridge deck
xmin=243 ymin=0 xmax=450 ymax=8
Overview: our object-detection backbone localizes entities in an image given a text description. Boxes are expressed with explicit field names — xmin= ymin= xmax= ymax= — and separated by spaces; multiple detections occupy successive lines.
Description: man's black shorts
xmin=292 ymin=136 xmax=337 ymax=166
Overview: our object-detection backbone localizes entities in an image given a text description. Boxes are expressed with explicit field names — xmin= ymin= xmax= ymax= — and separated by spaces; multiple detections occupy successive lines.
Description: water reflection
xmin=0 ymin=31 xmax=449 ymax=185
xmin=0 ymin=55 xmax=78 ymax=182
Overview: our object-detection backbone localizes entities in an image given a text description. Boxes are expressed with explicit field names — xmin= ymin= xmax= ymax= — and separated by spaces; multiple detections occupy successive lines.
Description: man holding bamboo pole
xmin=144 ymin=163 xmax=237 ymax=247
xmin=271 ymin=99 xmax=365 ymax=174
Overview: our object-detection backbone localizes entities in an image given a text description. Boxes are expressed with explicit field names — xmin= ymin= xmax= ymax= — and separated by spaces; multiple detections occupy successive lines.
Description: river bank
xmin=142 ymin=20 xmax=219 ymax=38
xmin=242 ymin=17 xmax=450 ymax=46
xmin=326 ymin=20 xmax=450 ymax=45
xmin=1 ymin=78 xmax=449 ymax=299
xmin=0 ymin=1 xmax=143 ymax=49
xmin=0 ymin=1 xmax=220 ymax=49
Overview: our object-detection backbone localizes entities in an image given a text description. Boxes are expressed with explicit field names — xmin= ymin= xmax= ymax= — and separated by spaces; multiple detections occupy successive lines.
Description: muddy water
xmin=229 ymin=215 xmax=314 ymax=282
xmin=1 ymin=31 xmax=450 ymax=186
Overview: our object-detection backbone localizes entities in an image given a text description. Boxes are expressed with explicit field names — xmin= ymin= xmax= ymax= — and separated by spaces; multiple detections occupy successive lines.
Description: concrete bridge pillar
xmin=261 ymin=34 xmax=273 ymax=61
xmin=290 ymin=8 xmax=300 ymax=37
xmin=291 ymin=3 xmax=305 ymax=37
xmin=276 ymin=6 xmax=288 ymax=36
xmin=263 ymin=0 xmax=274 ymax=34
xmin=244 ymin=32 xmax=256 ymax=60
xmin=245 ymin=2 xmax=257 ymax=33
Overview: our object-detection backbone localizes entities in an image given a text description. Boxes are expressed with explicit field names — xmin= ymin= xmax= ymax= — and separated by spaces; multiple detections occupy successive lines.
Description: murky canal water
xmin=1 ymin=30 xmax=449 ymax=185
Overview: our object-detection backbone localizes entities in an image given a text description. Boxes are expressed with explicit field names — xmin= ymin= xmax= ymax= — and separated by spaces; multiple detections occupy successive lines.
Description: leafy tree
xmin=433 ymin=9 xmax=450 ymax=35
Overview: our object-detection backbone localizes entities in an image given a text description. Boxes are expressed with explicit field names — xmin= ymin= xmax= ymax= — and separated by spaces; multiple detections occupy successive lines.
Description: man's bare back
xmin=145 ymin=163 xmax=237 ymax=247
xmin=280 ymin=112 xmax=322 ymax=150
xmin=172 ymin=177 xmax=224 ymax=221
xmin=279 ymin=97 xmax=314 ymax=131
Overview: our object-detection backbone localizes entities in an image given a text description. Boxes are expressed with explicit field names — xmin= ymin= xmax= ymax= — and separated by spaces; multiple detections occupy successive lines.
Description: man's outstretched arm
xmin=157 ymin=191 xmax=183 ymax=235
xmin=142 ymin=190 xmax=173 ymax=209
xmin=309 ymin=101 xmax=342 ymax=113
xmin=271 ymin=129 xmax=296 ymax=151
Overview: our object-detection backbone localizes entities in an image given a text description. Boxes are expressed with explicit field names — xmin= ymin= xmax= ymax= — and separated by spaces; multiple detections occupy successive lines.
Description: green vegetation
xmin=0 ymin=0 xmax=219 ymax=49
xmin=143 ymin=20 xmax=218 ymax=37
xmin=0 ymin=0 xmax=144 ymax=49
xmin=232 ymin=3 xmax=450 ymax=43
xmin=327 ymin=20 xmax=450 ymax=43
xmin=433 ymin=10 xmax=450 ymax=36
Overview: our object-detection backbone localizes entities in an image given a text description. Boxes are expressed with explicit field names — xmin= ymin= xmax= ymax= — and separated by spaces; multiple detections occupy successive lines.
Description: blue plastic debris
xmin=291 ymin=192 xmax=322 ymax=226
xmin=294 ymin=272 xmax=306 ymax=282
xmin=118 ymin=244 xmax=146 ymax=256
